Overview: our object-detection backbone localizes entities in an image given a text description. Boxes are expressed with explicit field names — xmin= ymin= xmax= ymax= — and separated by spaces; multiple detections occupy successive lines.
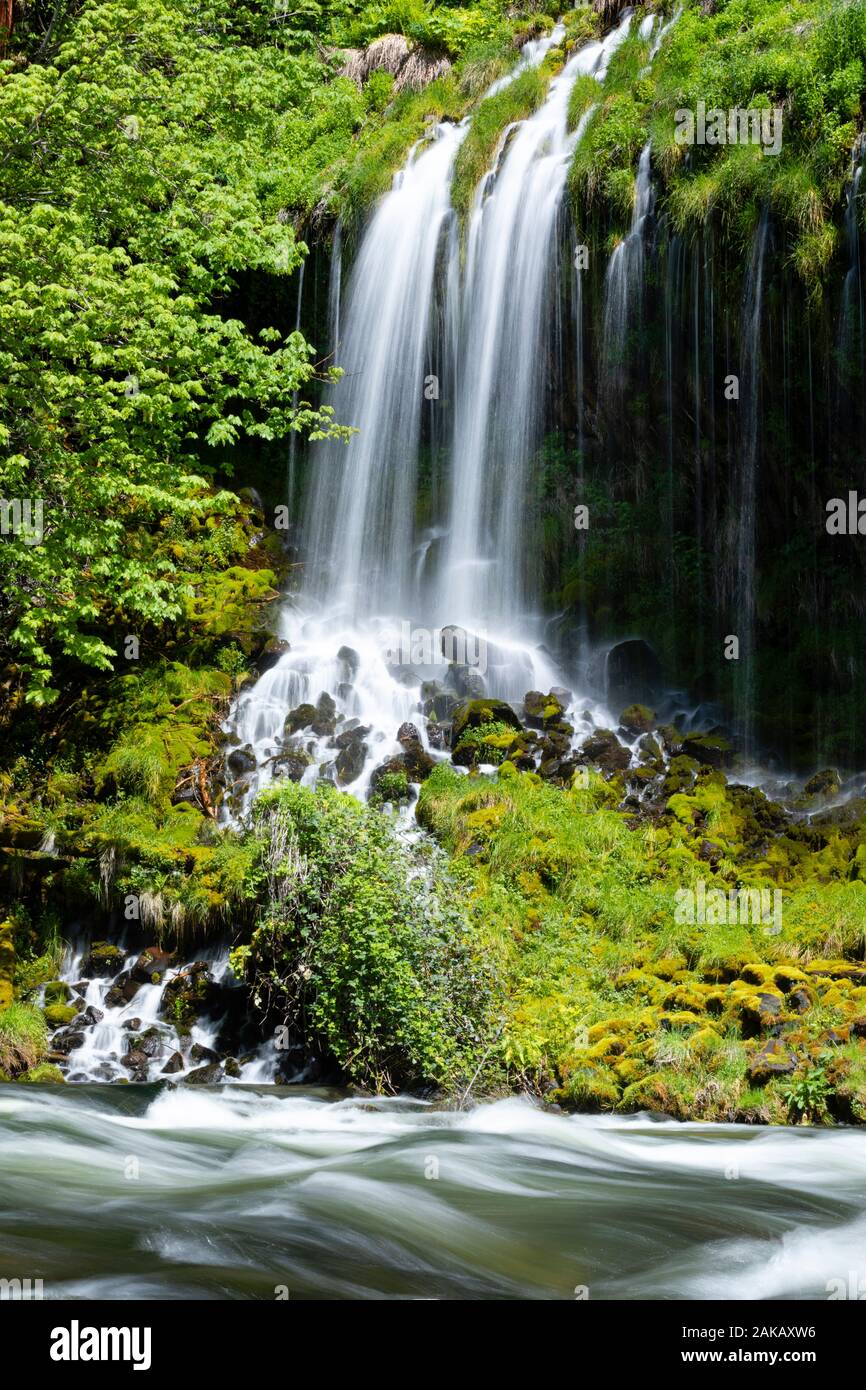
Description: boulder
xmin=335 ymin=739 xmax=367 ymax=785
xmin=681 ymin=733 xmax=735 ymax=769
xmin=104 ymin=973 xmax=141 ymax=1008
xmin=803 ymin=768 xmax=841 ymax=798
xmin=183 ymin=1063 xmax=223 ymax=1085
xmin=579 ymin=729 xmax=630 ymax=773
xmin=161 ymin=1051 xmax=184 ymax=1075
xmin=272 ymin=746 xmax=312 ymax=782
xmin=227 ymin=744 xmax=257 ymax=779
xmin=448 ymin=664 xmax=486 ymax=698
xmin=256 ymin=637 xmax=290 ymax=675
xmin=451 ymin=699 xmax=522 ymax=744
xmin=337 ymin=645 xmax=359 ymax=678
xmin=130 ymin=946 xmax=176 ymax=986
xmin=43 ymin=1003 xmax=77 ymax=1029
xmin=619 ymin=704 xmax=656 ymax=736
xmin=747 ymin=1040 xmax=797 ymax=1083
xmin=51 ymin=1028 xmax=85 ymax=1054
xmin=81 ymin=942 xmax=124 ymax=978
xmin=284 ymin=703 xmax=317 ymax=735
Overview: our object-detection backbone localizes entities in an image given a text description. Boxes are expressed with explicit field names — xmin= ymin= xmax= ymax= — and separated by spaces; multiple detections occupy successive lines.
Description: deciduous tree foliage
xmin=0 ymin=0 xmax=351 ymax=701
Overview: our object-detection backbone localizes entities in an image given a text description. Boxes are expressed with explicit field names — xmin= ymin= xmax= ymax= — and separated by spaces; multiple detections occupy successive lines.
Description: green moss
xmin=42 ymin=1003 xmax=77 ymax=1028
xmin=0 ymin=1003 xmax=48 ymax=1076
xmin=452 ymin=65 xmax=549 ymax=220
xmin=17 ymin=1063 xmax=65 ymax=1084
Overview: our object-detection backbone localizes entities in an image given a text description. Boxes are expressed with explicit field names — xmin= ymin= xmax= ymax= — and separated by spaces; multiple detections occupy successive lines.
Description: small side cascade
xmin=43 ymin=938 xmax=281 ymax=1085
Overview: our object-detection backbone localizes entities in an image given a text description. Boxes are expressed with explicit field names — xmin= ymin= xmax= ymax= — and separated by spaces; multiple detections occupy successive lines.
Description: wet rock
xmin=335 ymin=739 xmax=367 ymax=785
xmin=335 ymin=720 xmax=371 ymax=748
xmin=423 ymin=689 xmax=460 ymax=722
xmin=137 ymin=1028 xmax=165 ymax=1059
xmin=105 ymin=973 xmax=141 ymax=1008
xmin=160 ymin=963 xmax=218 ymax=1027
xmin=619 ymin=704 xmax=656 ymax=736
xmin=256 ymin=637 xmax=290 ymax=675
xmin=123 ymin=1018 xmax=142 ymax=1032
xmin=789 ymin=989 xmax=812 ymax=1015
xmin=223 ymin=1057 xmax=241 ymax=1078
xmin=681 ymin=733 xmax=735 ymax=769
xmin=803 ymin=768 xmax=841 ymax=798
xmin=579 ymin=729 xmax=630 ymax=773
xmin=190 ymin=1043 xmax=218 ymax=1064
xmin=81 ymin=942 xmax=124 ymax=978
xmin=637 ymin=733 xmax=663 ymax=766
xmin=272 ymin=746 xmax=312 ymax=782
xmin=396 ymin=722 xmax=421 ymax=746
xmin=539 ymin=756 xmax=579 ymax=785
xmin=523 ymin=690 xmax=566 ymax=728
xmin=122 ymin=1049 xmax=150 ymax=1079
xmin=337 ymin=645 xmax=359 ymax=678
xmin=183 ymin=1063 xmax=223 ymax=1085
xmin=604 ymin=638 xmax=662 ymax=709
xmin=656 ymin=723 xmax=684 ymax=755
xmin=77 ymin=1005 xmax=104 ymax=1027
xmin=227 ymin=744 xmax=257 ymax=778
xmin=425 ymin=720 xmax=448 ymax=750
xmin=284 ymin=703 xmax=317 ymax=735
xmin=130 ymin=946 xmax=176 ymax=986
xmin=400 ymin=739 xmax=435 ymax=781
xmin=449 ymin=664 xmax=486 ymax=698
xmin=161 ymin=1051 xmax=184 ymax=1075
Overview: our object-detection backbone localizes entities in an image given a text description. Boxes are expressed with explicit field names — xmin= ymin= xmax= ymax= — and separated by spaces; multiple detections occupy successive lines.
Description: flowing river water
xmin=2 ymin=1086 xmax=865 ymax=1300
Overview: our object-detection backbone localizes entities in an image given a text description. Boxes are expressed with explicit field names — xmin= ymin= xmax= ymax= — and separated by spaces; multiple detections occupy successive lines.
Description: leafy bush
xmin=235 ymin=780 xmax=498 ymax=1089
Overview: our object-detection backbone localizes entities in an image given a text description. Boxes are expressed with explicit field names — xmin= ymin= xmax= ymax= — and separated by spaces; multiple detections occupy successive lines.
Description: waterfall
xmin=438 ymin=18 xmax=634 ymax=630
xmin=734 ymin=209 xmax=769 ymax=760
xmin=838 ymin=138 xmax=865 ymax=463
xmin=601 ymin=140 xmax=653 ymax=413
xmin=225 ymin=14 xmax=638 ymax=805
xmin=286 ymin=258 xmax=306 ymax=523
xmin=303 ymin=123 xmax=465 ymax=618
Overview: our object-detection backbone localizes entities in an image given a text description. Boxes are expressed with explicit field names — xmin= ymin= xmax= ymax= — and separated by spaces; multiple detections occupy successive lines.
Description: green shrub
xmin=236 ymin=780 xmax=498 ymax=1090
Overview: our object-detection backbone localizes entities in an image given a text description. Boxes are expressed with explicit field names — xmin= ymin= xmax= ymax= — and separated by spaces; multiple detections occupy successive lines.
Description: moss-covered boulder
xmin=681 ymin=733 xmax=735 ymax=769
xmin=451 ymin=699 xmax=523 ymax=743
xmin=619 ymin=704 xmax=656 ymax=735
xmin=43 ymin=1003 xmax=78 ymax=1029
xmin=579 ymin=729 xmax=630 ymax=773
xmin=17 ymin=1063 xmax=65 ymax=1084
xmin=81 ymin=942 xmax=124 ymax=978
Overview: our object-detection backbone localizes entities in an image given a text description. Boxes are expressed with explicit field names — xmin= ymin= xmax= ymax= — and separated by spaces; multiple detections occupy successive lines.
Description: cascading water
xmin=733 ymin=209 xmax=769 ymax=762
xmin=45 ymin=937 xmax=278 ymax=1084
xmin=601 ymin=140 xmax=653 ymax=411
xmin=439 ymin=18 xmax=634 ymax=631
xmin=225 ymin=15 xmax=639 ymax=810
